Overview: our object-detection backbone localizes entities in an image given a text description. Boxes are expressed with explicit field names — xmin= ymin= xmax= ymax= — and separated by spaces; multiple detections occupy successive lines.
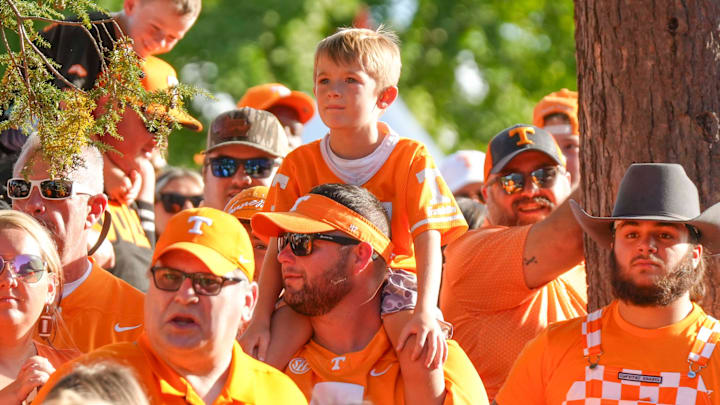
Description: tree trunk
xmin=574 ymin=0 xmax=720 ymax=313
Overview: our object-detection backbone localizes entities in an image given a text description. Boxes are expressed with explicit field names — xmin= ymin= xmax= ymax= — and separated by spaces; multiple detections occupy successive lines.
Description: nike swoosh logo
xmin=114 ymin=323 xmax=142 ymax=333
xmin=370 ymin=365 xmax=392 ymax=377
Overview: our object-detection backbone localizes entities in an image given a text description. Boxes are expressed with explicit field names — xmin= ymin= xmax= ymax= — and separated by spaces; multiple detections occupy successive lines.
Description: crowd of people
xmin=0 ymin=0 xmax=718 ymax=404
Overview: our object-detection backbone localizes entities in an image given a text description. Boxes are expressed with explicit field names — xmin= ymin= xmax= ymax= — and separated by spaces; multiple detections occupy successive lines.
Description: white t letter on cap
xmin=188 ymin=216 xmax=213 ymax=235
xmin=290 ymin=195 xmax=311 ymax=212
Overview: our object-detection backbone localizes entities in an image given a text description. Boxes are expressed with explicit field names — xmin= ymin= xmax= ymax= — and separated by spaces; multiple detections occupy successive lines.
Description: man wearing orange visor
xmin=252 ymin=183 xmax=488 ymax=405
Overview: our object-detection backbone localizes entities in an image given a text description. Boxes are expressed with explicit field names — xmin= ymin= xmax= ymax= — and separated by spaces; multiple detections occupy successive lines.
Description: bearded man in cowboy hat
xmin=496 ymin=163 xmax=720 ymax=405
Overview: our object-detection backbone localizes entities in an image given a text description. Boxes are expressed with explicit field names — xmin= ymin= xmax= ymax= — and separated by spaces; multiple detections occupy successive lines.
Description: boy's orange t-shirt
xmin=266 ymin=125 xmax=467 ymax=271
xmin=49 ymin=259 xmax=145 ymax=353
xmin=440 ymin=225 xmax=587 ymax=400
xmin=285 ymin=327 xmax=488 ymax=404
xmin=496 ymin=301 xmax=720 ymax=405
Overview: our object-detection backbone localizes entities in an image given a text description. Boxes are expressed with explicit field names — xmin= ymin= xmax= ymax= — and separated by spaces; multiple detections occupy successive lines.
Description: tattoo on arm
xmin=524 ymin=256 xmax=538 ymax=266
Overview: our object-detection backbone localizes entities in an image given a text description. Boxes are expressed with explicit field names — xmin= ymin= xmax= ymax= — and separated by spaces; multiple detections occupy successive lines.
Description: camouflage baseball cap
xmin=205 ymin=107 xmax=289 ymax=157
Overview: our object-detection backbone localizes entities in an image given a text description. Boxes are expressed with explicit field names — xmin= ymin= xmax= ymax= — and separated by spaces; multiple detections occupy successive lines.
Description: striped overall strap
xmin=687 ymin=314 xmax=720 ymax=377
xmin=581 ymin=308 xmax=604 ymax=365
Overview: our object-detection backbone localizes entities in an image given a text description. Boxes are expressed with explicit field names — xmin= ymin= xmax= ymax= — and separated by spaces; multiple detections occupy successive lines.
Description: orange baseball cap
xmin=237 ymin=83 xmax=315 ymax=124
xmin=532 ymin=88 xmax=579 ymax=136
xmin=142 ymin=56 xmax=203 ymax=132
xmin=252 ymin=193 xmax=393 ymax=263
xmin=152 ymin=207 xmax=254 ymax=279
xmin=224 ymin=186 xmax=268 ymax=222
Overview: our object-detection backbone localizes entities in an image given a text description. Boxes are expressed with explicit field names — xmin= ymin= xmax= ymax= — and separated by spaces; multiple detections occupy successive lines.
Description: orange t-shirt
xmin=34 ymin=333 xmax=308 ymax=404
xmin=34 ymin=340 xmax=80 ymax=367
xmin=266 ymin=127 xmax=467 ymax=271
xmin=50 ymin=259 xmax=145 ymax=352
xmin=496 ymin=300 xmax=720 ymax=405
xmin=285 ymin=327 xmax=488 ymax=405
xmin=439 ymin=225 xmax=587 ymax=400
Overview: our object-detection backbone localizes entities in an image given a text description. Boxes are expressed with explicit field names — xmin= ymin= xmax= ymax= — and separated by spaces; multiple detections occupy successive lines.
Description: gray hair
xmin=155 ymin=167 xmax=203 ymax=200
xmin=14 ymin=134 xmax=104 ymax=194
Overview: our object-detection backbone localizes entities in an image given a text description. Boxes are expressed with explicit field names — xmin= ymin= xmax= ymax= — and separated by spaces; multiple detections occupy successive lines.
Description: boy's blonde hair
xmin=315 ymin=26 xmax=402 ymax=91
xmin=140 ymin=0 xmax=201 ymax=16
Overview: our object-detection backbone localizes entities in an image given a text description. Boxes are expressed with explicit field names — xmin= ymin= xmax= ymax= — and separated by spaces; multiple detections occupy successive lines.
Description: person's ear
xmin=376 ymin=86 xmax=398 ymax=110
xmin=123 ymin=0 xmax=138 ymax=16
xmin=691 ymin=244 xmax=703 ymax=269
xmin=240 ymin=282 xmax=259 ymax=323
xmin=46 ymin=272 xmax=58 ymax=305
xmin=350 ymin=241 xmax=375 ymax=275
xmin=85 ymin=193 xmax=108 ymax=230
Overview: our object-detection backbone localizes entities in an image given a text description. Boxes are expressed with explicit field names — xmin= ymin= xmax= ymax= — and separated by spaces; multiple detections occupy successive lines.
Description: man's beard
xmin=283 ymin=250 xmax=353 ymax=316
xmin=611 ymin=249 xmax=702 ymax=306
xmin=493 ymin=196 xmax=555 ymax=226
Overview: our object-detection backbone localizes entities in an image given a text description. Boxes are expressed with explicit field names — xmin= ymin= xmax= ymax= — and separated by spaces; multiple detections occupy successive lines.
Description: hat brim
xmin=272 ymin=92 xmax=316 ymax=124
xmin=205 ymin=140 xmax=284 ymax=158
xmin=489 ymin=148 xmax=564 ymax=176
xmin=152 ymin=241 xmax=240 ymax=277
xmin=146 ymin=104 xmax=203 ymax=132
xmin=570 ymin=200 xmax=720 ymax=253
xmin=252 ymin=211 xmax=336 ymax=240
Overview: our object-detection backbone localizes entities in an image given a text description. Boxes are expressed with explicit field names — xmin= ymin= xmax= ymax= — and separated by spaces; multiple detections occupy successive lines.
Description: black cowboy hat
xmin=570 ymin=163 xmax=720 ymax=252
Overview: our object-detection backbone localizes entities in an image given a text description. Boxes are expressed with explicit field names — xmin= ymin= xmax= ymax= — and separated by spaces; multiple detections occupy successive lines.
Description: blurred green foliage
xmin=99 ymin=0 xmax=576 ymax=167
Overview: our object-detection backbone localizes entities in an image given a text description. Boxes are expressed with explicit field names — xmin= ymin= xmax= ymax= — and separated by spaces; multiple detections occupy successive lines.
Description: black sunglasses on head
xmin=488 ymin=166 xmax=561 ymax=195
xmin=208 ymin=156 xmax=280 ymax=179
xmin=150 ymin=267 xmax=243 ymax=296
xmin=278 ymin=232 xmax=360 ymax=257
xmin=159 ymin=193 xmax=203 ymax=214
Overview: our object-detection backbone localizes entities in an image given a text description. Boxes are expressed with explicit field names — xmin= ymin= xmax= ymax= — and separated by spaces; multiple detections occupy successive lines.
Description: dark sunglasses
xmin=208 ymin=156 xmax=280 ymax=179
xmin=278 ymin=233 xmax=360 ymax=257
xmin=159 ymin=193 xmax=203 ymax=214
xmin=150 ymin=267 xmax=244 ymax=296
xmin=7 ymin=178 xmax=92 ymax=200
xmin=0 ymin=254 xmax=46 ymax=284
xmin=489 ymin=167 xmax=561 ymax=195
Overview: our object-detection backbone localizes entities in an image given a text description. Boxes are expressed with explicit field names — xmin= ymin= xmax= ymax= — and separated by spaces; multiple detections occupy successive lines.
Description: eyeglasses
xmin=0 ymin=254 xmax=46 ymax=284
xmin=488 ymin=167 xmax=561 ymax=195
xmin=7 ymin=178 xmax=93 ymax=200
xmin=208 ymin=156 xmax=280 ymax=179
xmin=278 ymin=232 xmax=360 ymax=257
xmin=150 ymin=267 xmax=243 ymax=296
xmin=159 ymin=193 xmax=203 ymax=214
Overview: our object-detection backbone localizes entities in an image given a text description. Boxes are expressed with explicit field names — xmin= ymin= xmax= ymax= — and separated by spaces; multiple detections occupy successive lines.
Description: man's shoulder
xmin=445 ymin=224 xmax=531 ymax=261
xmin=88 ymin=262 xmax=145 ymax=299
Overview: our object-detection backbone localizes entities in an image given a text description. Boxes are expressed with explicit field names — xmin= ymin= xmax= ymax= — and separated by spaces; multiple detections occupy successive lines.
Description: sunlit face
xmin=144 ymin=250 xmax=249 ymax=365
xmin=240 ymin=222 xmax=267 ymax=281
xmin=154 ymin=177 xmax=204 ymax=236
xmin=0 ymin=228 xmax=55 ymax=337
xmin=267 ymin=105 xmax=304 ymax=150
xmin=611 ymin=220 xmax=702 ymax=306
xmin=482 ymin=151 xmax=571 ymax=226
xmin=12 ymin=160 xmax=92 ymax=264
xmin=544 ymin=115 xmax=580 ymax=187
xmin=313 ymin=54 xmax=384 ymax=132
xmin=123 ymin=0 xmax=199 ymax=58
xmin=201 ymin=145 xmax=277 ymax=210
xmin=276 ymin=232 xmax=354 ymax=316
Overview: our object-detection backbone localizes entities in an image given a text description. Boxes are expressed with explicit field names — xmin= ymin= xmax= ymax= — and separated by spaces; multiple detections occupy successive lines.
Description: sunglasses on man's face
xmin=6 ymin=178 xmax=92 ymax=200
xmin=489 ymin=167 xmax=561 ymax=195
xmin=208 ymin=156 xmax=280 ymax=179
xmin=150 ymin=267 xmax=243 ymax=296
xmin=0 ymin=254 xmax=46 ymax=284
xmin=159 ymin=193 xmax=203 ymax=214
xmin=277 ymin=232 xmax=360 ymax=257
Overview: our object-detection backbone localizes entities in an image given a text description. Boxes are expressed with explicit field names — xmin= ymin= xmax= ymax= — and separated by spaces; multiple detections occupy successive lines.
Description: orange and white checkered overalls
xmin=562 ymin=308 xmax=720 ymax=405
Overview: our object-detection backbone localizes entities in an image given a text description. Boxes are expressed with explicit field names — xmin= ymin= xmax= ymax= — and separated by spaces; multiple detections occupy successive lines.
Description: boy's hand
xmin=239 ymin=319 xmax=271 ymax=362
xmin=395 ymin=309 xmax=448 ymax=368
xmin=103 ymin=154 xmax=141 ymax=204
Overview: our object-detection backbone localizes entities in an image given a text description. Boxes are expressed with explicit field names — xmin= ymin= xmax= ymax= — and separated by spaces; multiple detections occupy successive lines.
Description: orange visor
xmin=252 ymin=193 xmax=393 ymax=263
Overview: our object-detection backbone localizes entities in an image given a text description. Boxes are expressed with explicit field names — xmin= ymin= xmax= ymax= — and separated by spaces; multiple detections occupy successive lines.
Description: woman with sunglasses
xmin=154 ymin=167 xmax=204 ymax=237
xmin=0 ymin=210 xmax=79 ymax=404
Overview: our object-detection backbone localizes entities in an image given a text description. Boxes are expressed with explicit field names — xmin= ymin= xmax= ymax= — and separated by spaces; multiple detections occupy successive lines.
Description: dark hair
xmin=455 ymin=197 xmax=486 ymax=230
xmin=309 ymin=183 xmax=391 ymax=239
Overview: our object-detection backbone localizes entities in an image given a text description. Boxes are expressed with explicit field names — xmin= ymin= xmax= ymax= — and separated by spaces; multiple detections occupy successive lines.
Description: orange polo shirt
xmin=440 ymin=225 xmax=587 ymax=400
xmin=34 ymin=333 xmax=308 ymax=404
xmin=50 ymin=259 xmax=145 ymax=352
xmin=285 ymin=327 xmax=488 ymax=404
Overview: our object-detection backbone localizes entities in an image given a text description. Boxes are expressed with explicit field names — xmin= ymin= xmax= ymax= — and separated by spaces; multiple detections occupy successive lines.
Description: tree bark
xmin=574 ymin=0 xmax=720 ymax=313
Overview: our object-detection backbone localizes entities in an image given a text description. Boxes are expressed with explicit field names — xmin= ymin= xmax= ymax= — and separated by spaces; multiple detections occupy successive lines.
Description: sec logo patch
xmin=288 ymin=357 xmax=310 ymax=374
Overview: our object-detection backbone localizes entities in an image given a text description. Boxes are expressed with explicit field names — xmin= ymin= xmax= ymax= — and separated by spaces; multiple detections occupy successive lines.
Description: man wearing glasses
xmin=35 ymin=207 xmax=307 ymax=404
xmin=251 ymin=183 xmax=487 ymax=404
xmin=439 ymin=124 xmax=586 ymax=400
xmin=202 ymin=107 xmax=289 ymax=210
xmin=10 ymin=135 xmax=145 ymax=353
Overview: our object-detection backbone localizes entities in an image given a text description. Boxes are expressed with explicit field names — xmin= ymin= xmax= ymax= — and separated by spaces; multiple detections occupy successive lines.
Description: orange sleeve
xmin=442 ymin=225 xmax=535 ymax=311
xmin=404 ymin=146 xmax=468 ymax=246
xmin=494 ymin=329 xmax=551 ymax=405
xmin=442 ymin=340 xmax=490 ymax=405
xmin=267 ymin=148 xmax=308 ymax=213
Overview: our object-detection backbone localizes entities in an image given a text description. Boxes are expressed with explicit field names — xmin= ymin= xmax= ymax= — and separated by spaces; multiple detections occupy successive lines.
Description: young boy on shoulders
xmin=242 ymin=27 xmax=468 ymax=405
